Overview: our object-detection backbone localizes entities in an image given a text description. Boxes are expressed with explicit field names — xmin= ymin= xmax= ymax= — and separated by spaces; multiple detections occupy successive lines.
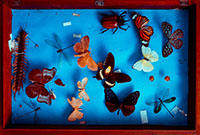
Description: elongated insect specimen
xmin=146 ymin=88 xmax=176 ymax=118
xmin=14 ymin=100 xmax=40 ymax=124
xmin=45 ymin=33 xmax=73 ymax=68
xmin=12 ymin=28 xmax=28 ymax=99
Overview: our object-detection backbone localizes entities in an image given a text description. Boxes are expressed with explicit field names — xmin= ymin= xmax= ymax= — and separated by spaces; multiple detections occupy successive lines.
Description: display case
xmin=0 ymin=0 xmax=200 ymax=134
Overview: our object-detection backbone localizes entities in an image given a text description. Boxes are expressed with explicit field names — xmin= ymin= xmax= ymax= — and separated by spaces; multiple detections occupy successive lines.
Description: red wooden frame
xmin=0 ymin=0 xmax=200 ymax=134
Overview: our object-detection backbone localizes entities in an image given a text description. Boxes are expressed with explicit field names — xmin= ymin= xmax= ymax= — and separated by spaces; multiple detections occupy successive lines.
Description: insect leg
xmin=113 ymin=27 xmax=118 ymax=34
xmin=119 ymin=25 xmax=130 ymax=31
xmin=100 ymin=29 xmax=109 ymax=34
xmin=119 ymin=11 xmax=127 ymax=17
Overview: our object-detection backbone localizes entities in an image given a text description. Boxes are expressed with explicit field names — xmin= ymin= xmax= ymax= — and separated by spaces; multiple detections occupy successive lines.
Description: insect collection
xmin=11 ymin=9 xmax=189 ymax=125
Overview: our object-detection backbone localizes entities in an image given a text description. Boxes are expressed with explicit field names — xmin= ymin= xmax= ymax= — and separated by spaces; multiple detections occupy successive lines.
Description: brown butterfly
xmin=67 ymin=97 xmax=84 ymax=122
xmin=94 ymin=52 xmax=131 ymax=88
xmin=74 ymin=36 xmax=98 ymax=71
xmin=77 ymin=77 xmax=90 ymax=102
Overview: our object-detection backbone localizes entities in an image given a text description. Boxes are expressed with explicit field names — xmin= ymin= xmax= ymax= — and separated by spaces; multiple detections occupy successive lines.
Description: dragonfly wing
xmin=161 ymin=88 xmax=170 ymax=100
xmin=163 ymin=97 xmax=176 ymax=103
xmin=57 ymin=54 xmax=63 ymax=69
xmin=53 ymin=33 xmax=62 ymax=49
xmin=62 ymin=52 xmax=72 ymax=66
xmin=154 ymin=103 xmax=162 ymax=113
xmin=45 ymin=40 xmax=59 ymax=49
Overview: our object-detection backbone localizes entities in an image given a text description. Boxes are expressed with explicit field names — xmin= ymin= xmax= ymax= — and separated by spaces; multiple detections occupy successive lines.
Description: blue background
xmin=11 ymin=9 xmax=189 ymax=125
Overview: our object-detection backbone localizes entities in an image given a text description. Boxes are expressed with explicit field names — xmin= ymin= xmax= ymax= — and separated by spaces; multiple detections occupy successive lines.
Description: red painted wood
xmin=196 ymin=0 xmax=200 ymax=134
xmin=0 ymin=0 xmax=200 ymax=134
xmin=2 ymin=4 xmax=12 ymax=129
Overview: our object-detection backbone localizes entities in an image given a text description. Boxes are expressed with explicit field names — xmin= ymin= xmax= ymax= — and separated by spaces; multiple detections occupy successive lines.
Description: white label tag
xmin=140 ymin=110 xmax=148 ymax=124
xmin=63 ymin=22 xmax=72 ymax=27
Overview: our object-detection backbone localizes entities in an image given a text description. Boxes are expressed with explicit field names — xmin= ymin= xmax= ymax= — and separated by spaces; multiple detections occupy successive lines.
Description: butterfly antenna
xmin=159 ymin=98 xmax=175 ymax=118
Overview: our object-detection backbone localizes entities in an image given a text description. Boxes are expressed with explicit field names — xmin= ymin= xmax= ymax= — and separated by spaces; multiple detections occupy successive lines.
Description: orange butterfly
xmin=74 ymin=36 xmax=98 ymax=71
xmin=77 ymin=77 xmax=90 ymax=102
xmin=132 ymin=12 xmax=154 ymax=47
xmin=67 ymin=97 xmax=83 ymax=122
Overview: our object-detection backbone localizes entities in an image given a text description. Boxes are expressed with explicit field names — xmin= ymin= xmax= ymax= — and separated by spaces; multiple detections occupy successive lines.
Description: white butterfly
xmin=77 ymin=77 xmax=90 ymax=102
xmin=133 ymin=45 xmax=158 ymax=72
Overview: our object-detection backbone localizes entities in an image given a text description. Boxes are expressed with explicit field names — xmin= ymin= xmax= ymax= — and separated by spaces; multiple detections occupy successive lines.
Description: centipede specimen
xmin=12 ymin=28 xmax=28 ymax=99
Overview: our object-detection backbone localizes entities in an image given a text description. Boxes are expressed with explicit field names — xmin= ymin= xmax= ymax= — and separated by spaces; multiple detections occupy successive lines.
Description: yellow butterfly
xmin=77 ymin=77 xmax=90 ymax=102
xmin=133 ymin=45 xmax=158 ymax=72
xmin=67 ymin=97 xmax=83 ymax=122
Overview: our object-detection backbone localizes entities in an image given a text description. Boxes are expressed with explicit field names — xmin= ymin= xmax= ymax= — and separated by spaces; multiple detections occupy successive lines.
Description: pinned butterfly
xmin=161 ymin=22 xmax=183 ymax=57
xmin=77 ymin=77 xmax=90 ymax=102
xmin=132 ymin=12 xmax=154 ymax=47
xmin=94 ymin=52 xmax=131 ymax=88
xmin=25 ymin=67 xmax=57 ymax=105
xmin=133 ymin=45 xmax=158 ymax=72
xmin=105 ymin=88 xmax=140 ymax=116
xmin=67 ymin=97 xmax=84 ymax=122
xmin=74 ymin=35 xmax=98 ymax=71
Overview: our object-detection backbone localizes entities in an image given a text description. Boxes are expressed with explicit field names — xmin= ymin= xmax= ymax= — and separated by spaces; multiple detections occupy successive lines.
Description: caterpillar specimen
xmin=12 ymin=28 xmax=28 ymax=99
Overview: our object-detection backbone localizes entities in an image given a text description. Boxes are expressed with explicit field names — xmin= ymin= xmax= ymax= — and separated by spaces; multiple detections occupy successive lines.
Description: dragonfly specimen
xmin=14 ymin=99 xmax=40 ymax=123
xmin=45 ymin=33 xmax=73 ymax=68
xmin=146 ymin=88 xmax=176 ymax=118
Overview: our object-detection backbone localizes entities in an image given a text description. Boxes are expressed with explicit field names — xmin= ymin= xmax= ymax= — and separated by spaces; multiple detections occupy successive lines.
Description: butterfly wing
xmin=94 ymin=52 xmax=114 ymax=80
xmin=139 ymin=26 xmax=154 ymax=42
xmin=121 ymin=91 xmax=140 ymax=116
xmin=87 ymin=56 xmax=98 ymax=71
xmin=54 ymin=79 xmax=65 ymax=86
xmin=67 ymin=97 xmax=83 ymax=109
xmin=112 ymin=73 xmax=131 ymax=83
xmin=133 ymin=59 xmax=154 ymax=72
xmin=142 ymin=61 xmax=154 ymax=72
xmin=42 ymin=67 xmax=57 ymax=84
xmin=162 ymin=22 xmax=173 ymax=39
xmin=25 ymin=84 xmax=40 ymax=98
xmin=104 ymin=88 xmax=120 ymax=113
xmin=170 ymin=29 xmax=183 ymax=40
xmin=37 ymin=86 xmax=54 ymax=105
xmin=133 ymin=60 xmax=144 ymax=71
xmin=78 ymin=90 xmax=90 ymax=102
xmin=162 ymin=42 xmax=173 ymax=57
xmin=169 ymin=39 xmax=183 ymax=49
xmin=133 ymin=14 xmax=149 ymax=29
xmin=68 ymin=110 xmax=83 ymax=122
xmin=77 ymin=55 xmax=88 ymax=68
xmin=28 ymin=69 xmax=43 ymax=83
xmin=74 ymin=36 xmax=89 ymax=53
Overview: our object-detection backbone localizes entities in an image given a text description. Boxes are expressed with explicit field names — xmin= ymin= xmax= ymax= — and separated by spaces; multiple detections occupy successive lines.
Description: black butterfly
xmin=93 ymin=52 xmax=131 ymax=88
xmin=105 ymin=88 xmax=140 ymax=116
